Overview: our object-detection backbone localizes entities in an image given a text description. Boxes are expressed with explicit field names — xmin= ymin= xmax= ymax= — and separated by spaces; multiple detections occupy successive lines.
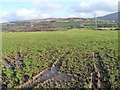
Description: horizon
xmin=0 ymin=0 xmax=119 ymax=23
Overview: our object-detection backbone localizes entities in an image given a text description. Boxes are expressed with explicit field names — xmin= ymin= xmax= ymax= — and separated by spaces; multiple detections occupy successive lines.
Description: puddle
xmin=16 ymin=59 xmax=71 ymax=88
xmin=4 ymin=59 xmax=14 ymax=70
xmin=16 ymin=60 xmax=25 ymax=68
xmin=15 ymin=52 xmax=71 ymax=88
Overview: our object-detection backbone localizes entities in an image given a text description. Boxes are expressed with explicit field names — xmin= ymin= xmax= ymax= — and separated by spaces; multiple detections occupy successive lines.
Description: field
xmin=2 ymin=29 xmax=119 ymax=88
xmin=2 ymin=20 xmax=117 ymax=32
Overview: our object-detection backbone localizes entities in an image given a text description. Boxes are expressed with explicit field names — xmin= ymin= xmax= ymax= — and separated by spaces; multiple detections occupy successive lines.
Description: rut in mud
xmin=3 ymin=52 xmax=25 ymax=70
xmin=89 ymin=52 xmax=111 ymax=89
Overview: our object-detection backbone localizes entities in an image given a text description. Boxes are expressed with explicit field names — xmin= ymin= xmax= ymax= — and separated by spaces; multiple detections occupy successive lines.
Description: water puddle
xmin=4 ymin=59 xmax=14 ymax=70
xmin=16 ymin=59 xmax=71 ymax=88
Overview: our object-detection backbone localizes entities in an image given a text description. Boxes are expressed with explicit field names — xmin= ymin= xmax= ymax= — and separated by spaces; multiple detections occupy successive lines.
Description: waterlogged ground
xmin=2 ymin=30 xmax=119 ymax=88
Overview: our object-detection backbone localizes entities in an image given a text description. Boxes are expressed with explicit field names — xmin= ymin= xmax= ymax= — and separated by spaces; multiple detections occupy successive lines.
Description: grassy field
xmin=2 ymin=29 xmax=119 ymax=88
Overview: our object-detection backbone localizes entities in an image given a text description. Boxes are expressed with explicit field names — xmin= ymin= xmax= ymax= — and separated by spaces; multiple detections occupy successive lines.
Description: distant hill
xmin=97 ymin=12 xmax=118 ymax=21
xmin=1 ymin=16 xmax=118 ymax=32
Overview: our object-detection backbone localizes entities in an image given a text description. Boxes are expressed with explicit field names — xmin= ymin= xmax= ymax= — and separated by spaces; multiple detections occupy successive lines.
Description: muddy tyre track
xmin=89 ymin=52 xmax=111 ymax=89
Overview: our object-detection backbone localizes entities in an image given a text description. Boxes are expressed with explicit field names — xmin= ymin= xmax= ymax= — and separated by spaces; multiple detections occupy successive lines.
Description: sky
xmin=0 ymin=0 xmax=119 ymax=22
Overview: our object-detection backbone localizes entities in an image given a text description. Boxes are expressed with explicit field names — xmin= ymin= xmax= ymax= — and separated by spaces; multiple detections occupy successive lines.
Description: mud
xmin=15 ymin=52 xmax=71 ymax=89
xmin=89 ymin=52 xmax=111 ymax=89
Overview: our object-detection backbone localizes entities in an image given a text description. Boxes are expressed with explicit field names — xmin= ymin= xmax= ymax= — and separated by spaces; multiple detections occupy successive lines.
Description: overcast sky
xmin=0 ymin=0 xmax=119 ymax=22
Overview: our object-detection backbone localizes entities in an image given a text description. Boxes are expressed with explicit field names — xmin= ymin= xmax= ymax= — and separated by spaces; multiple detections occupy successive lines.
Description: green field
xmin=2 ymin=30 xmax=119 ymax=88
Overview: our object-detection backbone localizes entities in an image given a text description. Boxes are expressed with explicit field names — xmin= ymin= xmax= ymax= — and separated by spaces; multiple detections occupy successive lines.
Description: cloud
xmin=1 ymin=8 xmax=56 ymax=22
xmin=0 ymin=0 xmax=119 ymax=22
xmin=68 ymin=14 xmax=77 ymax=18
xmin=75 ymin=1 xmax=118 ymax=13
xmin=32 ymin=0 xmax=40 ymax=8
xmin=0 ymin=11 xmax=9 ymax=22
xmin=0 ymin=8 xmax=40 ymax=22
xmin=16 ymin=8 xmax=39 ymax=19
xmin=73 ymin=0 xmax=119 ymax=17
xmin=0 ymin=1 xmax=63 ymax=22
xmin=40 ymin=2 xmax=62 ymax=13
xmin=45 ymin=2 xmax=61 ymax=10
xmin=0 ymin=12 xmax=8 ymax=17
xmin=41 ymin=13 xmax=51 ymax=18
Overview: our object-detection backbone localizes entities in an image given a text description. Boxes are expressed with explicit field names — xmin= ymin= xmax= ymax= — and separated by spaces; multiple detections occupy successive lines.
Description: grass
xmin=2 ymin=29 xmax=119 ymax=88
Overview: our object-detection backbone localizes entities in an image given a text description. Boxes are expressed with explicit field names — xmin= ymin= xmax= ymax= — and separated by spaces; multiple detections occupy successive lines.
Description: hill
xmin=1 ymin=16 xmax=117 ymax=32
xmin=97 ymin=12 xmax=118 ymax=21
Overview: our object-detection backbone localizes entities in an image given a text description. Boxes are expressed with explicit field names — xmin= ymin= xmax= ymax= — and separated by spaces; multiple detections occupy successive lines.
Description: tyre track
xmin=89 ymin=52 xmax=111 ymax=89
